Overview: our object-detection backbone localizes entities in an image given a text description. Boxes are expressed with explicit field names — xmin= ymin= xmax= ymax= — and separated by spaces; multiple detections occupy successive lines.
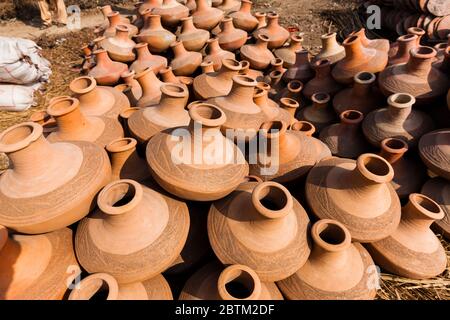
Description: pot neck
xmin=227 ymin=78 xmax=257 ymax=104
xmin=396 ymin=35 xmax=418 ymax=59
xmin=352 ymin=74 xmax=375 ymax=97
xmin=255 ymin=37 xmax=269 ymax=50
xmin=107 ymin=12 xmax=121 ymax=28
xmin=181 ymin=17 xmax=197 ymax=33
xmin=107 ymin=138 xmax=139 ymax=181
xmin=95 ymin=50 xmax=113 ymax=68
xmin=293 ymin=50 xmax=309 ymax=67
xmin=239 ymin=0 xmax=252 ymax=13
xmin=217 ymin=61 xmax=241 ymax=81
xmin=172 ymin=41 xmax=188 ymax=58
xmin=386 ymin=99 xmax=413 ymax=126
xmin=406 ymin=48 xmax=435 ymax=78
xmin=321 ymin=33 xmax=340 ymax=52
xmin=221 ymin=18 xmax=235 ymax=33
xmin=313 ymin=60 xmax=331 ymax=79
xmin=379 ymin=138 xmax=407 ymax=164
xmin=160 ymin=67 xmax=179 ymax=83
xmin=136 ymin=43 xmax=153 ymax=60
xmin=217 ymin=265 xmax=262 ymax=300
xmin=115 ymin=26 xmax=130 ymax=41
xmin=343 ymin=36 xmax=367 ymax=61
xmin=136 ymin=69 xmax=163 ymax=96
xmin=400 ymin=194 xmax=444 ymax=232
xmin=207 ymin=39 xmax=223 ymax=54
xmin=74 ymin=79 xmax=105 ymax=107
xmin=196 ymin=0 xmax=210 ymax=11
xmin=50 ymin=99 xmax=92 ymax=136
xmin=157 ymin=85 xmax=188 ymax=115
xmin=266 ymin=14 xmax=280 ymax=29
xmin=144 ymin=14 xmax=163 ymax=30
xmin=288 ymin=35 xmax=303 ymax=52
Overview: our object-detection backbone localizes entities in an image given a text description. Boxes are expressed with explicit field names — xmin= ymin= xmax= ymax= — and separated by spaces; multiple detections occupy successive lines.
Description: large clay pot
xmin=253 ymin=12 xmax=289 ymax=49
xmin=217 ymin=16 xmax=247 ymax=51
xmin=146 ymin=103 xmax=249 ymax=201
xmin=192 ymin=0 xmax=224 ymax=31
xmin=298 ymin=92 xmax=336 ymax=133
xmin=350 ymin=28 xmax=389 ymax=53
xmin=75 ymin=179 xmax=189 ymax=283
xmin=283 ymin=49 xmax=314 ymax=84
xmin=100 ymin=25 xmax=136 ymax=63
xmin=179 ymin=262 xmax=284 ymax=300
xmin=332 ymin=35 xmax=388 ymax=85
xmin=240 ymin=34 xmax=275 ymax=70
xmin=104 ymin=11 xmax=139 ymax=38
xmin=152 ymin=0 xmax=189 ymax=29
xmin=388 ymin=34 xmax=418 ymax=66
xmin=88 ymin=49 xmax=128 ymax=86
xmin=208 ymin=180 xmax=311 ymax=281
xmin=178 ymin=16 xmax=210 ymax=52
xmin=362 ymin=93 xmax=434 ymax=148
xmin=303 ymin=59 xmax=342 ymax=99
xmin=229 ymin=0 xmax=258 ymax=32
xmin=305 ymin=153 xmax=402 ymax=242
xmin=378 ymin=46 xmax=449 ymax=105
xmin=68 ymin=273 xmax=173 ymax=300
xmin=277 ymin=219 xmax=377 ymax=300
xmin=366 ymin=193 xmax=447 ymax=279
xmin=129 ymin=42 xmax=168 ymax=74
xmin=253 ymin=86 xmax=293 ymax=125
xmin=134 ymin=67 xmax=164 ymax=108
xmin=312 ymin=32 xmax=345 ymax=65
xmin=170 ymin=41 xmax=203 ymax=76
xmin=421 ymin=178 xmax=450 ymax=239
xmin=0 ymin=227 xmax=79 ymax=300
xmin=419 ymin=129 xmax=450 ymax=180
xmin=136 ymin=13 xmax=176 ymax=53
xmin=274 ymin=34 xmax=303 ymax=68
xmin=0 ymin=122 xmax=111 ymax=234
xmin=217 ymin=0 xmax=240 ymax=13
xmin=203 ymin=38 xmax=236 ymax=71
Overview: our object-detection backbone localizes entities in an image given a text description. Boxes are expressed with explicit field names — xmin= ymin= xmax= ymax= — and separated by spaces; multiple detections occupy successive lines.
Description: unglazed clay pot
xmin=121 ymin=70 xmax=142 ymax=100
xmin=290 ymin=120 xmax=316 ymax=136
xmin=128 ymin=83 xmax=190 ymax=143
xmin=69 ymin=273 xmax=172 ymax=300
xmin=193 ymin=58 xmax=242 ymax=99
xmin=253 ymin=12 xmax=289 ymax=49
xmin=312 ymin=32 xmax=345 ymax=65
xmin=362 ymin=93 xmax=434 ymax=148
xmin=46 ymin=97 xmax=124 ymax=148
xmin=350 ymin=28 xmax=389 ymax=53
xmin=240 ymin=34 xmax=275 ymax=70
xmin=366 ymin=193 xmax=447 ymax=279
xmin=239 ymin=60 xmax=264 ymax=81
xmin=104 ymin=11 xmax=139 ymax=38
xmin=0 ymin=227 xmax=79 ymax=300
xmin=136 ymin=13 xmax=176 ymax=53
xmin=152 ymin=0 xmax=189 ymax=29
xmin=203 ymin=38 xmax=235 ymax=71
xmin=378 ymin=46 xmax=449 ymax=105
xmin=333 ymin=72 xmax=385 ymax=116
xmin=75 ymin=179 xmax=189 ymax=283
xmin=332 ymin=35 xmax=388 ymax=85
xmin=278 ymin=219 xmax=377 ymax=300
xmin=274 ymin=34 xmax=304 ymax=68
xmin=88 ymin=49 xmax=128 ymax=86
xmin=303 ymin=59 xmax=342 ymax=99
xmin=319 ymin=110 xmax=368 ymax=159
xmin=178 ymin=16 xmax=210 ymax=52
xmin=208 ymin=181 xmax=310 ymax=281
xmin=253 ymin=86 xmax=293 ymax=125
xmin=134 ymin=67 xmax=164 ymax=108
xmin=0 ymin=122 xmax=111 ymax=234
xmin=306 ymin=153 xmax=402 ymax=242
xmin=388 ymin=34 xmax=418 ymax=66
xmin=422 ymin=178 xmax=450 ymax=239
xmin=100 ymin=25 xmax=136 ymax=62
xmin=206 ymin=75 xmax=266 ymax=141
xmin=179 ymin=262 xmax=283 ymax=300
xmin=419 ymin=129 xmax=450 ymax=180
xmin=170 ymin=41 xmax=202 ymax=76
xmin=217 ymin=16 xmax=247 ymax=51
xmin=129 ymin=42 xmax=168 ymax=74
xmin=283 ymin=49 xmax=314 ymax=84
xmin=249 ymin=121 xmax=331 ymax=183
xmin=230 ymin=0 xmax=258 ymax=32
xmin=298 ymin=93 xmax=336 ymax=133
xmin=217 ymin=0 xmax=240 ymax=13
xmin=192 ymin=0 xmax=224 ymax=31
xmin=146 ymin=103 xmax=248 ymax=201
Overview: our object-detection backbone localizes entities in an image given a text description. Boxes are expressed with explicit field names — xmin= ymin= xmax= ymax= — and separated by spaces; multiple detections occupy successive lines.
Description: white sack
xmin=0 ymin=83 xmax=39 ymax=111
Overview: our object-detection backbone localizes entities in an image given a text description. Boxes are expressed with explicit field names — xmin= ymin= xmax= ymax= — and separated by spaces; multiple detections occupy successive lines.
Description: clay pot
xmin=379 ymin=46 xmax=449 ymax=105
xmin=229 ymin=0 xmax=258 ymax=32
xmin=332 ymin=35 xmax=388 ymax=85
xmin=29 ymin=110 xmax=57 ymax=137
xmin=75 ymin=179 xmax=190 ymax=283
xmin=152 ymin=0 xmax=189 ymax=29
xmin=0 ymin=122 xmax=111 ymax=234
xmin=134 ymin=67 xmax=164 ymax=108
xmin=298 ymin=92 xmax=336 ymax=133
xmin=136 ymin=13 xmax=176 ymax=53
xmin=388 ymin=34 xmax=418 ymax=66
xmin=104 ymin=11 xmax=138 ymax=38
xmin=88 ymin=49 xmax=128 ymax=86
xmin=253 ymin=12 xmax=289 ymax=49
xmin=421 ymin=178 xmax=450 ymax=239
xmin=192 ymin=0 xmax=224 ymax=30
xmin=170 ymin=41 xmax=203 ymax=76
xmin=138 ymin=0 xmax=162 ymax=15
xmin=274 ymin=34 xmax=304 ymax=68
xmin=283 ymin=49 xmax=314 ymax=84
xmin=217 ymin=16 xmax=248 ymax=51
xmin=46 ymin=97 xmax=124 ymax=148
xmin=178 ymin=16 xmax=210 ymax=52
xmin=379 ymin=138 xmax=426 ymax=199
xmin=253 ymin=87 xmax=293 ymax=125
xmin=100 ymin=25 xmax=136 ymax=62
xmin=290 ymin=120 xmax=316 ymax=136
xmin=129 ymin=42 xmax=168 ymax=74
xmin=362 ymin=93 xmax=434 ymax=148
xmin=217 ymin=0 xmax=240 ymax=14
xmin=350 ymin=28 xmax=389 ymax=53
xmin=333 ymin=71 xmax=385 ymax=116
xmin=389 ymin=27 xmax=425 ymax=58
xmin=208 ymin=180 xmax=311 ymax=281
xmin=306 ymin=153 xmax=402 ymax=242
xmin=312 ymin=32 xmax=345 ymax=65
xmin=69 ymin=273 xmax=172 ymax=300
xmin=193 ymin=58 xmax=242 ymax=99
xmin=240 ymin=34 xmax=275 ymax=70
xmin=319 ymin=110 xmax=368 ymax=159
xmin=278 ymin=219 xmax=377 ymax=300
xmin=0 ymin=227 xmax=79 ymax=299
xmin=203 ymin=38 xmax=236 ymax=71
xmin=254 ymin=11 xmax=267 ymax=29
xmin=419 ymin=129 xmax=450 ymax=180
xmin=366 ymin=193 xmax=447 ymax=279
xmin=303 ymin=59 xmax=342 ymax=99
xmin=180 ymin=262 xmax=283 ymax=300
xmin=249 ymin=121 xmax=331 ymax=182
xmin=121 ymin=71 xmax=142 ymax=100
xmin=238 ymin=60 xmax=264 ymax=81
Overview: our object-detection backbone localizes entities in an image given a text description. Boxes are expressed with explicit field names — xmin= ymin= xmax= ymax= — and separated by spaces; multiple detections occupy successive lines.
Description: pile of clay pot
xmin=0 ymin=0 xmax=449 ymax=301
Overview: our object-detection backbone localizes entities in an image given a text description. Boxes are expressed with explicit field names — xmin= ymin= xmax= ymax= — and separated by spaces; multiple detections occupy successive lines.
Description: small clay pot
xmin=129 ymin=42 xmax=168 ymax=74
xmin=253 ymin=86 xmax=293 ymax=125
xmin=134 ymin=67 xmax=164 ymax=108
xmin=152 ymin=0 xmax=189 ymax=29
xmin=229 ymin=0 xmax=258 ymax=32
xmin=303 ymin=59 xmax=342 ymax=99
xmin=388 ymin=34 xmax=419 ymax=66
xmin=88 ymin=49 xmax=128 ymax=86
xmin=419 ymin=129 xmax=450 ymax=180
xmin=217 ymin=16 xmax=248 ymax=51
xmin=170 ymin=41 xmax=203 ymax=76
xmin=104 ymin=11 xmax=139 ymax=38
xmin=350 ymin=28 xmax=389 ymax=53
xmin=178 ymin=16 xmax=210 ymax=52
xmin=240 ymin=34 xmax=275 ymax=70
xmin=203 ymin=38 xmax=236 ymax=71
xmin=100 ymin=25 xmax=136 ymax=62
xmin=253 ymin=12 xmax=289 ymax=49
xmin=136 ymin=13 xmax=176 ymax=53
xmin=283 ymin=49 xmax=314 ymax=84
xmin=298 ymin=92 xmax=336 ymax=133
xmin=217 ymin=0 xmax=241 ymax=14
xmin=274 ymin=34 xmax=304 ymax=68
xmin=421 ymin=178 xmax=450 ymax=240
xmin=312 ymin=32 xmax=345 ymax=65
xmin=192 ymin=0 xmax=224 ymax=30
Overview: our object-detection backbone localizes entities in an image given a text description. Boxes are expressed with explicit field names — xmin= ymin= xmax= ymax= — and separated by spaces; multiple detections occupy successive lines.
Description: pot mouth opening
xmin=69 ymin=273 xmax=118 ymax=301
xmin=280 ymin=97 xmax=299 ymax=109
xmin=106 ymin=137 xmax=137 ymax=153
xmin=254 ymin=11 xmax=266 ymax=17
xmin=119 ymin=107 xmax=141 ymax=119
xmin=70 ymin=76 xmax=97 ymax=94
xmin=242 ymin=175 xmax=264 ymax=183
xmin=181 ymin=16 xmax=192 ymax=22
xmin=260 ymin=120 xmax=287 ymax=139
xmin=218 ymin=265 xmax=260 ymax=300
xmin=435 ymin=43 xmax=447 ymax=50
xmin=115 ymin=24 xmax=129 ymax=33
xmin=291 ymin=120 xmax=315 ymax=135
xmin=312 ymin=219 xmax=350 ymax=250
xmin=314 ymin=58 xmax=330 ymax=68
xmin=47 ymin=97 xmax=79 ymax=117
xmin=161 ymin=83 xmax=188 ymax=97
xmin=291 ymin=33 xmax=304 ymax=42
xmin=354 ymin=71 xmax=375 ymax=84
xmin=407 ymin=27 xmax=425 ymax=35
xmin=287 ymin=80 xmax=303 ymax=91
xmin=267 ymin=12 xmax=279 ymax=19
xmin=343 ymin=35 xmax=359 ymax=45
xmin=311 ymin=92 xmax=330 ymax=104
xmin=0 ymin=122 xmax=43 ymax=154
xmin=409 ymin=193 xmax=443 ymax=218
xmin=388 ymin=93 xmax=415 ymax=108
xmin=93 ymin=36 xmax=106 ymax=45
xmin=399 ymin=34 xmax=416 ymax=41
xmin=107 ymin=11 xmax=120 ymax=18
xmin=239 ymin=60 xmax=250 ymax=70
xmin=121 ymin=70 xmax=135 ymax=79
xmin=410 ymin=46 xmax=436 ymax=58
xmin=269 ymin=70 xmax=282 ymax=79
xmin=271 ymin=58 xmax=283 ymax=66
xmin=322 ymin=32 xmax=336 ymax=38
xmin=381 ymin=138 xmax=408 ymax=153
xmin=253 ymin=87 xmax=265 ymax=98
xmin=30 ymin=110 xmax=51 ymax=123
xmin=189 ymin=103 xmax=226 ymax=127
xmin=257 ymin=34 xmax=270 ymax=42
xmin=233 ymin=75 xmax=257 ymax=87
xmin=357 ymin=154 xmax=394 ymax=183
xmin=222 ymin=58 xmax=242 ymax=71
xmin=98 ymin=180 xmax=143 ymax=215
xmin=340 ymin=110 xmax=363 ymax=124
xmin=252 ymin=182 xmax=292 ymax=219
xmin=256 ymin=81 xmax=271 ymax=91
xmin=135 ymin=66 xmax=155 ymax=80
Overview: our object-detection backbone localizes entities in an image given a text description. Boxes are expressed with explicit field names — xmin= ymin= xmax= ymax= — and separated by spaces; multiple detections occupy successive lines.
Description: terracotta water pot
xmin=152 ymin=0 xmax=189 ymax=29
xmin=46 ymin=97 xmax=124 ymax=148
xmin=217 ymin=0 xmax=240 ymax=13
xmin=303 ymin=59 xmax=342 ymax=99
xmin=88 ymin=49 xmax=128 ymax=86
xmin=379 ymin=138 xmax=426 ymax=199
xmin=217 ymin=16 xmax=248 ymax=51
xmin=421 ymin=178 xmax=450 ymax=240
xmin=312 ymin=32 xmax=345 ymax=65
xmin=332 ymin=35 xmax=388 ymax=85
xmin=274 ymin=34 xmax=304 ymax=68
xmin=75 ymin=179 xmax=189 ymax=283
xmin=193 ymin=58 xmax=242 ymax=99
xmin=0 ymin=122 xmax=111 ymax=234
xmin=170 ymin=41 xmax=202 ymax=76
xmin=100 ymin=25 xmax=136 ymax=62
xmin=121 ymin=70 xmax=142 ymax=100
xmin=178 ymin=16 xmax=210 ymax=52
xmin=29 ymin=110 xmax=57 ymax=137
xmin=0 ymin=227 xmax=79 ymax=300
xmin=388 ymin=34 xmax=419 ymax=66
xmin=305 ymin=153 xmax=402 ymax=242
xmin=249 ymin=121 xmax=331 ymax=183
xmin=319 ymin=110 xmax=368 ymax=159
xmin=290 ymin=120 xmax=316 ymax=136
xmin=283 ymin=49 xmax=314 ymax=83
xmin=350 ymin=28 xmax=389 ymax=53
xmin=253 ymin=86 xmax=293 ymax=125
xmin=104 ymin=11 xmax=139 ymax=38
xmin=180 ymin=262 xmax=283 ymax=300
xmin=146 ymin=103 xmax=249 ymax=201
xmin=240 ymin=34 xmax=275 ymax=70
xmin=129 ymin=42 xmax=168 ymax=74
xmin=192 ymin=0 xmax=224 ymax=30
xmin=230 ymin=0 xmax=258 ymax=32
xmin=253 ymin=12 xmax=289 ymax=49
xmin=208 ymin=180 xmax=311 ymax=281
xmin=134 ymin=67 xmax=164 ymax=108
xmin=68 ymin=273 xmax=173 ymax=300
xmin=419 ymin=129 xmax=450 ymax=180
xmin=362 ymin=93 xmax=434 ymax=148
xmin=378 ymin=46 xmax=449 ymax=105
xmin=366 ymin=193 xmax=447 ymax=279
xmin=277 ymin=219 xmax=377 ymax=300
xmin=298 ymin=92 xmax=336 ymax=133
xmin=333 ymin=72 xmax=385 ymax=116
xmin=389 ymin=27 xmax=425 ymax=58
xmin=239 ymin=60 xmax=264 ymax=81
xmin=138 ymin=0 xmax=161 ymax=15
xmin=203 ymin=38 xmax=236 ymax=71
xmin=136 ymin=13 xmax=176 ymax=53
